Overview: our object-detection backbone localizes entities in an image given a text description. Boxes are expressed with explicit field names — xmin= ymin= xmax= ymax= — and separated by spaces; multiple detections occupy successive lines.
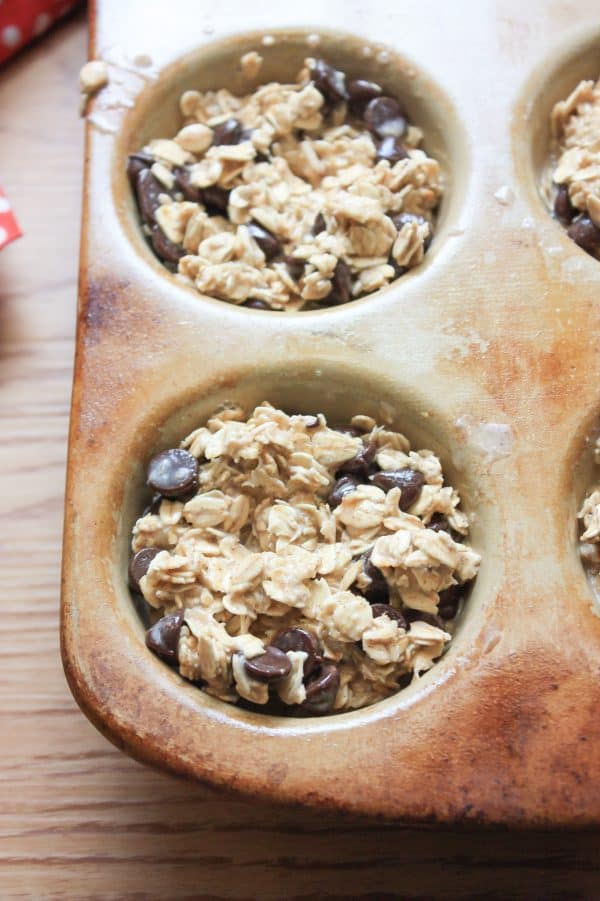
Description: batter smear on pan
xmin=127 ymin=57 xmax=442 ymax=310
xmin=128 ymin=404 xmax=480 ymax=715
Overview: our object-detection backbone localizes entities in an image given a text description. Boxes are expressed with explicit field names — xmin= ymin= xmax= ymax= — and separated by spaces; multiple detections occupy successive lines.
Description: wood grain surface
xmin=1 ymin=10 xmax=600 ymax=900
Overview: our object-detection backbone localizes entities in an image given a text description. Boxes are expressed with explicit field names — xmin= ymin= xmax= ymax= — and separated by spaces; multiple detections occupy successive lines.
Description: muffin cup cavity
xmin=515 ymin=26 xmax=600 ymax=255
xmin=117 ymin=360 xmax=492 ymax=723
xmin=116 ymin=28 xmax=469 ymax=312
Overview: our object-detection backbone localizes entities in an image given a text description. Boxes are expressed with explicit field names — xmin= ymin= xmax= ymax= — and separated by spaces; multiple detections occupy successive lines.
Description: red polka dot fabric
xmin=0 ymin=1 xmax=79 ymax=248
xmin=0 ymin=0 xmax=79 ymax=66
xmin=0 ymin=186 xmax=22 ymax=249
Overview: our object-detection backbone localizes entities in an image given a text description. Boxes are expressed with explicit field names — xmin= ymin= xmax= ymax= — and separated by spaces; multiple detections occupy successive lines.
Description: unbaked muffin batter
xmin=127 ymin=57 xmax=442 ymax=310
xmin=129 ymin=404 xmax=480 ymax=715
xmin=550 ymin=75 xmax=600 ymax=257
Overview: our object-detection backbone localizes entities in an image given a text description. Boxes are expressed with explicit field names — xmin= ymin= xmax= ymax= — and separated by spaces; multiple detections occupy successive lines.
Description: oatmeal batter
xmin=550 ymin=76 xmax=600 ymax=257
xmin=127 ymin=57 xmax=442 ymax=310
xmin=129 ymin=404 xmax=480 ymax=715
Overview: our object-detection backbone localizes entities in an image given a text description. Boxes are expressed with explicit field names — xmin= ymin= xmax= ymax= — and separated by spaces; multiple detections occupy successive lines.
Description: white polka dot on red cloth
xmin=0 ymin=197 xmax=10 ymax=213
xmin=2 ymin=25 xmax=22 ymax=48
xmin=0 ymin=226 xmax=8 ymax=245
xmin=33 ymin=13 xmax=53 ymax=36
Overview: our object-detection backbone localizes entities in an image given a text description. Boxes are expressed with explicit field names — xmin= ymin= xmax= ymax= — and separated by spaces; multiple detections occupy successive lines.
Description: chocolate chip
xmin=147 ymin=448 xmax=199 ymax=499
xmin=337 ymin=439 xmax=377 ymax=479
xmin=376 ymin=136 xmax=409 ymax=165
xmin=347 ymin=78 xmax=382 ymax=114
xmin=437 ymin=585 xmax=464 ymax=621
xmin=242 ymin=298 xmax=272 ymax=310
xmin=364 ymin=96 xmax=407 ymax=140
xmin=331 ymin=423 xmax=365 ymax=437
xmin=427 ymin=513 xmax=450 ymax=533
xmin=145 ymin=609 xmax=184 ymax=663
xmin=311 ymin=212 xmax=326 ymax=236
xmin=310 ymin=59 xmax=349 ymax=104
xmin=327 ymin=259 xmax=353 ymax=304
xmin=567 ymin=215 xmax=600 ymax=258
xmin=554 ymin=185 xmax=576 ymax=223
xmin=150 ymin=224 xmax=184 ymax=264
xmin=370 ymin=603 xmax=407 ymax=628
xmin=328 ymin=474 xmax=361 ymax=509
xmin=370 ymin=468 xmax=425 ymax=509
xmin=272 ymin=628 xmax=321 ymax=677
xmin=302 ymin=662 xmax=340 ymax=714
xmin=244 ymin=646 xmax=291 ymax=682
xmin=362 ymin=551 xmax=389 ymax=604
xmin=136 ymin=168 xmax=165 ymax=225
xmin=405 ymin=608 xmax=444 ymax=629
xmin=200 ymin=186 xmax=230 ymax=214
xmin=285 ymin=256 xmax=305 ymax=280
xmin=128 ymin=547 xmax=162 ymax=592
xmin=248 ymin=221 xmax=281 ymax=260
xmin=211 ymin=117 xmax=244 ymax=146
xmin=173 ymin=166 xmax=203 ymax=202
xmin=126 ymin=151 xmax=153 ymax=186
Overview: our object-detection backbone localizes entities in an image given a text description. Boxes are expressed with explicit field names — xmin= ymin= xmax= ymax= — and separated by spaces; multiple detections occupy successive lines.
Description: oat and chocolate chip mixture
xmin=578 ymin=438 xmax=600 ymax=578
xmin=550 ymin=76 xmax=600 ymax=258
xmin=127 ymin=57 xmax=442 ymax=310
xmin=129 ymin=403 xmax=480 ymax=715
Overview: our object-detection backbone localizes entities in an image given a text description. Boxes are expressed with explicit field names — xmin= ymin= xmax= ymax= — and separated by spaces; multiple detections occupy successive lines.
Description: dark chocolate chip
xmin=174 ymin=166 xmax=203 ymax=202
xmin=128 ymin=547 xmax=162 ymax=592
xmin=151 ymin=224 xmax=185 ymax=263
xmin=147 ymin=448 xmax=199 ymax=499
xmin=302 ymin=662 xmax=340 ymax=714
xmin=567 ymin=215 xmax=600 ymax=258
xmin=331 ymin=423 xmax=365 ymax=437
xmin=248 ymin=221 xmax=281 ymax=260
xmin=285 ymin=256 xmax=305 ymax=280
xmin=376 ymin=136 xmax=409 ymax=165
xmin=272 ymin=628 xmax=321 ymax=676
xmin=244 ymin=646 xmax=291 ymax=682
xmin=437 ymin=584 xmax=464 ymax=621
xmin=145 ymin=608 xmax=184 ymax=663
xmin=554 ymin=185 xmax=576 ymax=223
xmin=211 ymin=117 xmax=244 ymax=146
xmin=327 ymin=259 xmax=353 ymax=304
xmin=364 ymin=96 xmax=407 ymax=139
xmin=362 ymin=551 xmax=390 ymax=604
xmin=136 ymin=168 xmax=166 ymax=225
xmin=242 ymin=298 xmax=272 ymax=310
xmin=370 ymin=467 xmax=425 ymax=510
xmin=427 ymin=513 xmax=450 ymax=533
xmin=311 ymin=212 xmax=326 ymax=236
xmin=127 ymin=151 xmax=153 ymax=186
xmin=347 ymin=78 xmax=383 ymax=113
xmin=337 ymin=439 xmax=377 ymax=479
xmin=310 ymin=59 xmax=349 ymax=104
xmin=328 ymin=474 xmax=361 ymax=509
xmin=405 ymin=608 xmax=444 ymax=629
xmin=200 ymin=186 xmax=230 ymax=214
xmin=370 ymin=603 xmax=407 ymax=628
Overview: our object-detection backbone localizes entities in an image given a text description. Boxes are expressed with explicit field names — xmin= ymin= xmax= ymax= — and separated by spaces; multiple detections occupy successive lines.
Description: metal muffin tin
xmin=61 ymin=0 xmax=600 ymax=825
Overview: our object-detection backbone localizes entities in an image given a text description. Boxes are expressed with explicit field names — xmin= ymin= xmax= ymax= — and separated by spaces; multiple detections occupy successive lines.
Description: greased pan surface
xmin=62 ymin=0 xmax=600 ymax=824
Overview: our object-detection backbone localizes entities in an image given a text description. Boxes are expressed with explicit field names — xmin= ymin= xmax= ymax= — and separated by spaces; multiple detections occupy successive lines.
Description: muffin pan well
xmin=63 ymin=0 xmax=600 ymax=825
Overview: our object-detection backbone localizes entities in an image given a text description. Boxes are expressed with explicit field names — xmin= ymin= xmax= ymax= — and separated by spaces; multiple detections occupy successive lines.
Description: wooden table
xmin=1 ymin=11 xmax=599 ymax=899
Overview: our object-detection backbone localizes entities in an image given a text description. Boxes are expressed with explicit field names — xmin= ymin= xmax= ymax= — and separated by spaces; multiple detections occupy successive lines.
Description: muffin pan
xmin=62 ymin=0 xmax=600 ymax=825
